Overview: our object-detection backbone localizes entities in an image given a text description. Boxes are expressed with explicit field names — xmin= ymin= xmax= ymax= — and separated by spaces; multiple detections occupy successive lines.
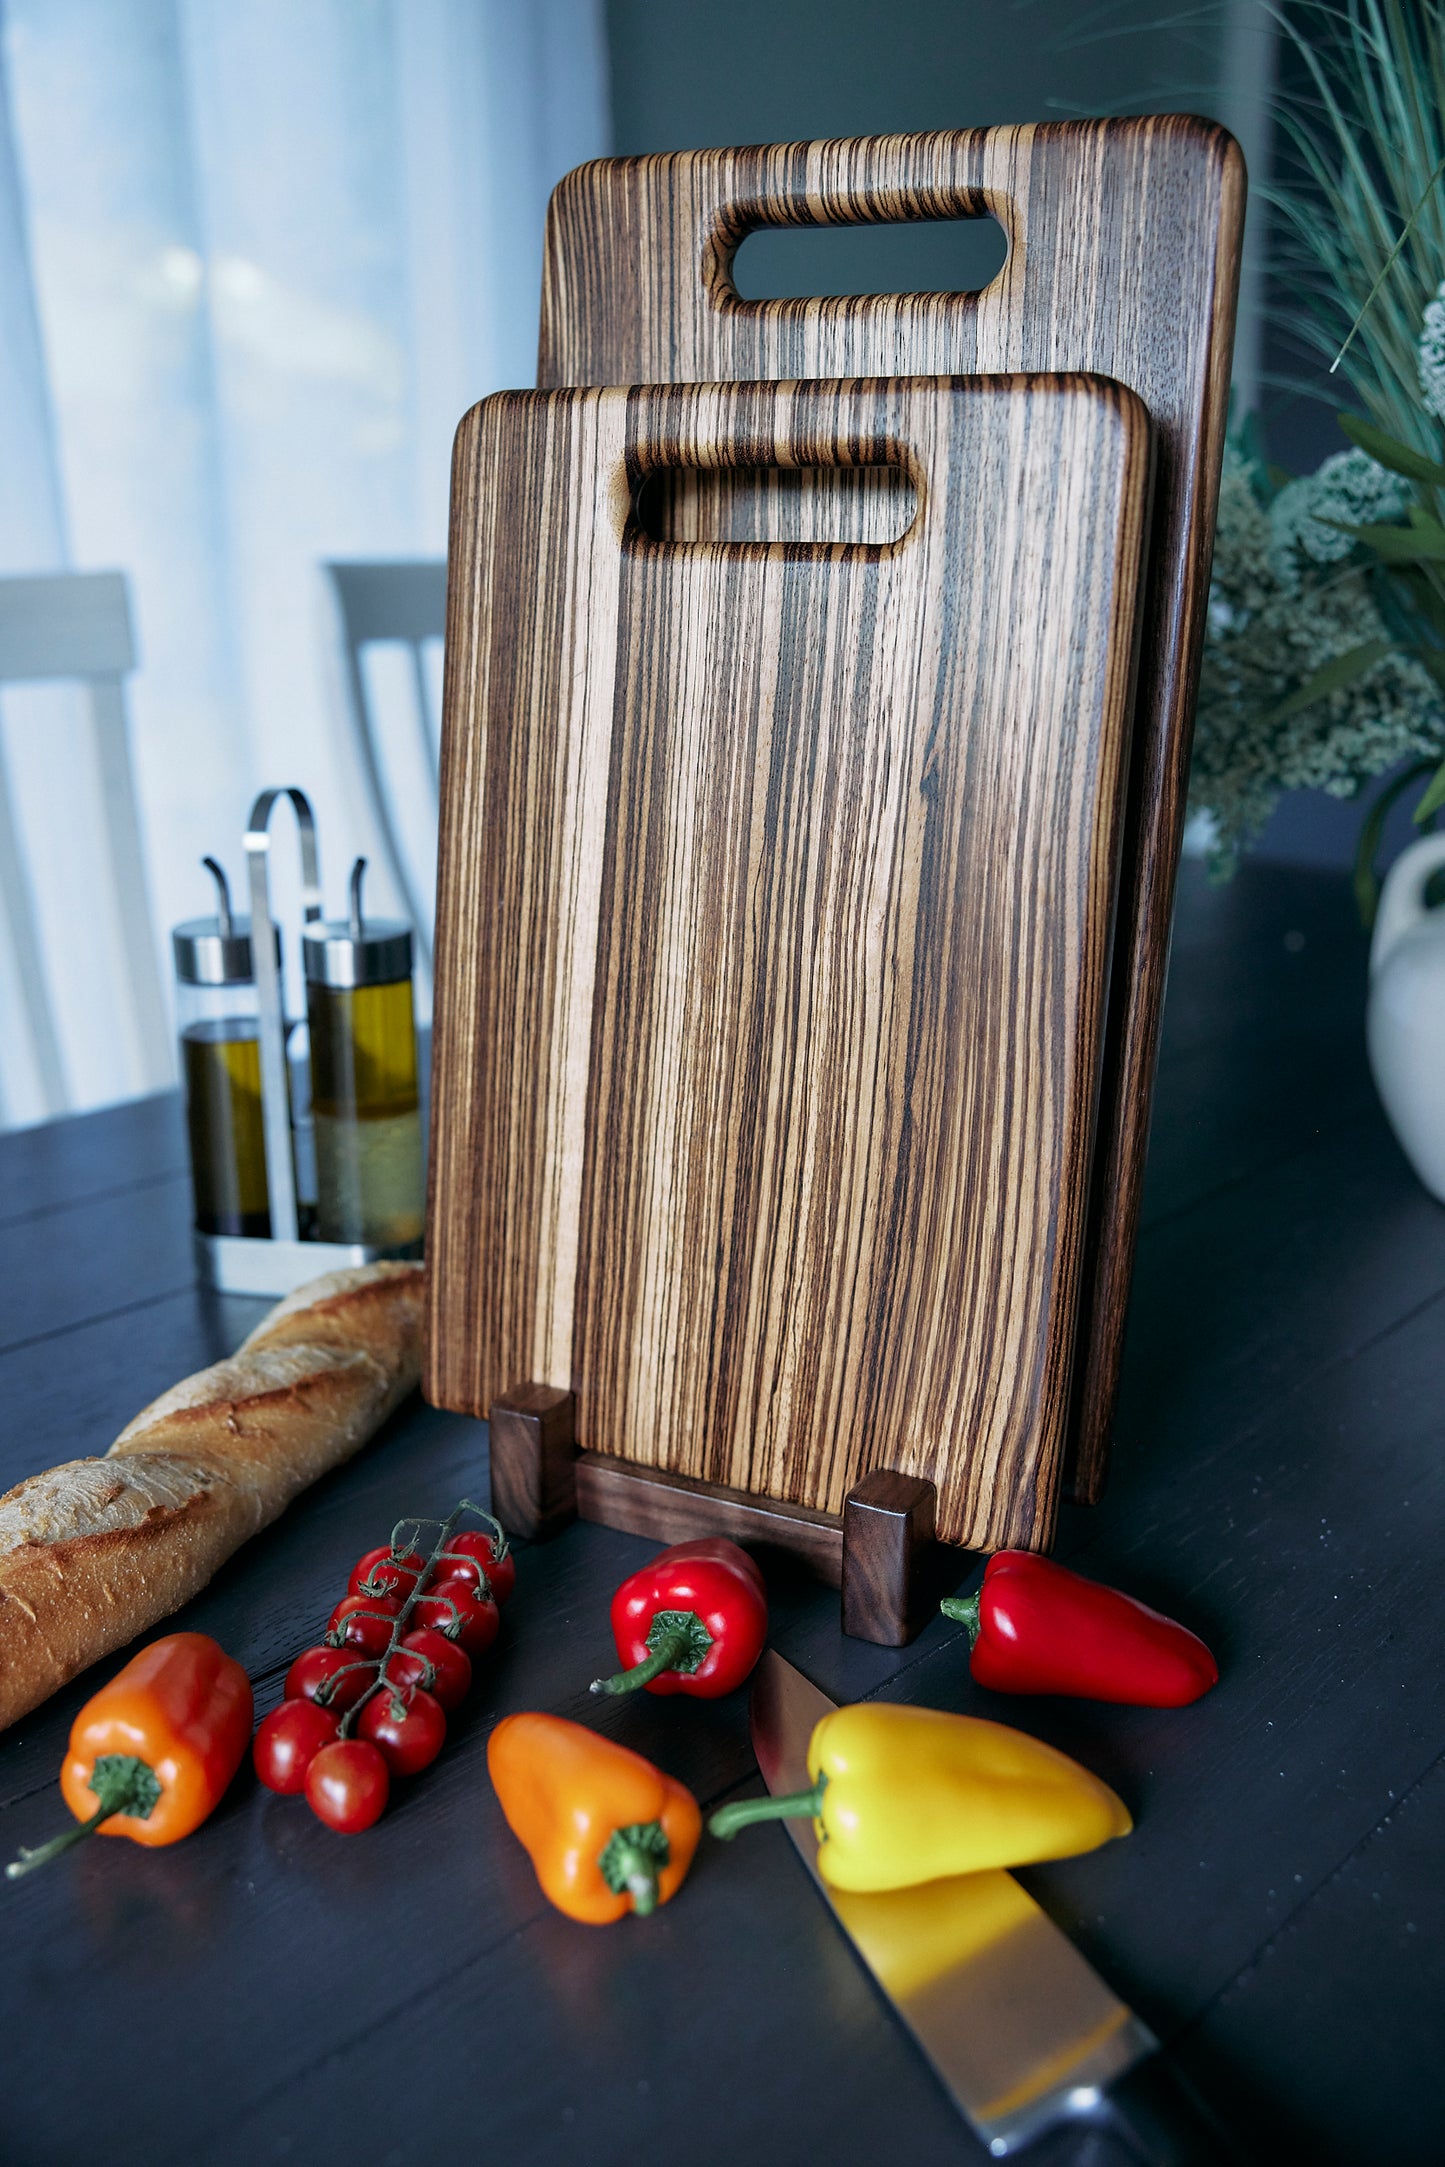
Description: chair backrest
xmin=0 ymin=570 xmax=170 ymax=1120
xmin=324 ymin=560 xmax=446 ymax=977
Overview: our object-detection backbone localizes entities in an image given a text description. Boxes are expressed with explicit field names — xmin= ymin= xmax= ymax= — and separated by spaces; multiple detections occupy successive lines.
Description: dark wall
xmin=606 ymin=0 xmax=1227 ymax=297
xmin=601 ymin=0 xmax=1377 ymax=874
xmin=606 ymin=0 xmax=1225 ymax=144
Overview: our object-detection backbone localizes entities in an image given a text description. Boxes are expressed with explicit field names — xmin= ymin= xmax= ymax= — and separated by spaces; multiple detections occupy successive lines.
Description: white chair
xmin=324 ymin=559 xmax=446 ymax=976
xmin=0 ymin=570 xmax=169 ymax=1119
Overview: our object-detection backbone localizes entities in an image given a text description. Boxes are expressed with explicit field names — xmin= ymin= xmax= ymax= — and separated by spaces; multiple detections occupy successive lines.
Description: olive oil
xmin=181 ymin=1019 xmax=270 ymax=1237
xmin=307 ymin=976 xmax=424 ymax=1245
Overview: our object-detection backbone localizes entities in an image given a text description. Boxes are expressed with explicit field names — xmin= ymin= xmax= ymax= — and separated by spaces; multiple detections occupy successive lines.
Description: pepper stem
xmin=590 ymin=1609 xmax=713 ymax=1696
xmin=708 ymin=1775 xmax=828 ymax=1840
xmin=597 ymin=1821 xmax=670 ymax=1917
xmin=940 ymin=1592 xmax=982 ymax=1646
xmin=6 ymin=1754 xmax=162 ymax=1881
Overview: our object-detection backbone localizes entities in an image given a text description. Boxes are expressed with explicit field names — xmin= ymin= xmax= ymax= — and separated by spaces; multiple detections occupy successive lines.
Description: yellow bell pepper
xmin=708 ymin=1701 xmax=1131 ymax=1891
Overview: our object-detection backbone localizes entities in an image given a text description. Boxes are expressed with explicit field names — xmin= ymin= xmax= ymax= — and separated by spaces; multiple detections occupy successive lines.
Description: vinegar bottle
xmin=304 ymin=858 xmax=424 ymax=1248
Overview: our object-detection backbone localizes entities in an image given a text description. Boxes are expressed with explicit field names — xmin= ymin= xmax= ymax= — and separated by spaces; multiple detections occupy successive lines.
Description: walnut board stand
xmin=536 ymin=119 xmax=1245 ymax=1502
xmin=427 ymin=375 xmax=1152 ymax=1637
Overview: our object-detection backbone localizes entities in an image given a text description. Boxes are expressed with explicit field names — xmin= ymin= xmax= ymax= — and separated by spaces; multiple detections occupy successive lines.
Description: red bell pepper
xmin=590 ymin=1538 xmax=768 ymax=1699
xmin=941 ymin=1553 xmax=1218 ymax=1706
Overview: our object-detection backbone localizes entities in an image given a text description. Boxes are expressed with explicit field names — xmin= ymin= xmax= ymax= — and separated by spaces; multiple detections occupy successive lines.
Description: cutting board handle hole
xmin=632 ymin=463 xmax=919 ymax=548
xmin=728 ymin=214 xmax=1009 ymax=303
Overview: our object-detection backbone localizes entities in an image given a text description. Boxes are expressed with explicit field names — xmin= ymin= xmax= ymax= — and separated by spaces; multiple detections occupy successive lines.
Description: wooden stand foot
xmin=842 ymin=1470 xmax=940 ymax=1646
xmin=486 ymin=1391 xmax=963 ymax=1647
xmin=489 ymin=1382 xmax=577 ymax=1540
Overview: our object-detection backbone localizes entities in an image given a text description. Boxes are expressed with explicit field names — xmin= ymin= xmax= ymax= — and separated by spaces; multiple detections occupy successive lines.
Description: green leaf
xmin=1352 ymin=760 xmax=1439 ymax=928
xmin=1393 ymin=569 xmax=1445 ymax=640
xmin=1263 ymin=638 xmax=1393 ymax=726
xmin=1338 ymin=413 xmax=1445 ymax=487
xmin=1348 ymin=520 xmax=1445 ymax=565
xmin=1414 ymin=757 xmax=1445 ymax=826
xmin=1415 ymin=647 xmax=1445 ymax=694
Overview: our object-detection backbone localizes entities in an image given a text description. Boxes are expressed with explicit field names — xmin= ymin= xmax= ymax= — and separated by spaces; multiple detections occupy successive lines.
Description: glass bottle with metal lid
xmin=173 ymin=858 xmax=282 ymax=1239
xmin=303 ymin=857 xmax=424 ymax=1249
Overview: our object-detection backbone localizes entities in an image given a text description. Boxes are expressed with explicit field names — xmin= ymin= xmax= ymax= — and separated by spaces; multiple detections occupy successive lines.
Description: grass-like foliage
xmin=1192 ymin=1 xmax=1445 ymax=913
xmin=1265 ymin=0 xmax=1444 ymax=450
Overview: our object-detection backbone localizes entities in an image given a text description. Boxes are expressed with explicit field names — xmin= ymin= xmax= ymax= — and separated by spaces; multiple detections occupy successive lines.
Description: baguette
xmin=0 ymin=1260 xmax=424 ymax=1733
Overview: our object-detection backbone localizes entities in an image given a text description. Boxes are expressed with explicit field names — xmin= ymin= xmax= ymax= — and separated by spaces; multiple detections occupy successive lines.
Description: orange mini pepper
xmin=7 ymin=1632 xmax=253 ymax=1880
xmin=488 ymin=1712 xmax=701 ymax=1924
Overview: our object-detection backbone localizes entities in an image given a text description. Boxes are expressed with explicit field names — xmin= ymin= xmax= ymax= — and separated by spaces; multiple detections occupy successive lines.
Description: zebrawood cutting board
xmin=428 ymin=374 xmax=1151 ymax=1552
xmin=535 ymin=120 xmax=1244 ymax=1501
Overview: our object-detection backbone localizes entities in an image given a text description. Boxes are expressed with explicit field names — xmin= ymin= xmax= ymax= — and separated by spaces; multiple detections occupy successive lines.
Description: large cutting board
xmin=536 ymin=121 xmax=1244 ymax=1500
xmin=428 ymin=375 xmax=1151 ymax=1552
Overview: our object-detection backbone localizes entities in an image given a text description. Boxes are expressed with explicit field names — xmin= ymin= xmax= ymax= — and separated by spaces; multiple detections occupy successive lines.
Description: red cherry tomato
xmin=253 ymin=1700 xmax=340 ymax=1794
xmin=357 ymin=1686 xmax=447 ymax=1776
xmin=285 ymin=1644 xmax=375 ymax=1712
xmin=326 ymin=1593 xmax=402 ymax=1658
xmin=385 ymin=1628 xmax=472 ymax=1712
xmin=304 ymin=1739 xmax=390 ymax=1832
xmin=413 ymin=1576 xmax=499 ymax=1658
xmin=347 ymin=1545 xmax=426 ymax=1601
xmin=436 ymin=1528 xmax=515 ymax=1606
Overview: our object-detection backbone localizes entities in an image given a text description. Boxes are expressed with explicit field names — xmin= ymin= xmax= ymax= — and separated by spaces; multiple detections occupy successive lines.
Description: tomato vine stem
xmin=335 ymin=1498 xmax=501 ymax=1738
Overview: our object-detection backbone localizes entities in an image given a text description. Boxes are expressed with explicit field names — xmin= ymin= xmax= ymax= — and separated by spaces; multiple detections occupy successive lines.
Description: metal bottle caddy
xmin=193 ymin=787 xmax=424 ymax=1296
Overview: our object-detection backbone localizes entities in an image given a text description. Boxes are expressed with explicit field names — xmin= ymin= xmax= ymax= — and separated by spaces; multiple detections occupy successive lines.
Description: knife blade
xmin=749 ymin=1650 xmax=1233 ymax=2163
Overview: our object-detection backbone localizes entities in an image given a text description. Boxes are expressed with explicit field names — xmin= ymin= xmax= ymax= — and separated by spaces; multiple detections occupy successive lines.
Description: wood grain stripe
xmin=428 ymin=374 xmax=1151 ymax=1550
xmin=535 ymin=119 xmax=1244 ymax=1500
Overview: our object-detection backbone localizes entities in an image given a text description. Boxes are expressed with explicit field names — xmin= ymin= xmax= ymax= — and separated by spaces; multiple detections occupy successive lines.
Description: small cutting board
xmin=428 ymin=374 xmax=1151 ymax=1552
xmin=536 ymin=120 xmax=1244 ymax=1500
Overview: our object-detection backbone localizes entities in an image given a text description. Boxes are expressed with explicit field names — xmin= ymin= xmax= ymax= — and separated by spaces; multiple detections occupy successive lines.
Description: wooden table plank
xmin=0 ymin=1285 xmax=263 ymax=1501
xmin=1154 ymin=863 xmax=1365 ymax=1059
xmin=1178 ymin=1748 xmax=1445 ymax=2167
xmin=0 ymin=1089 xmax=186 ymax=1221
xmin=0 ymin=1175 xmax=196 ymax=1355
xmin=1140 ymin=863 xmax=1376 ymax=1230
xmin=1114 ymin=1111 xmax=1445 ymax=1459
xmin=1 ymin=861 xmax=1440 ymax=2166
xmin=1021 ymin=1284 xmax=1445 ymax=2015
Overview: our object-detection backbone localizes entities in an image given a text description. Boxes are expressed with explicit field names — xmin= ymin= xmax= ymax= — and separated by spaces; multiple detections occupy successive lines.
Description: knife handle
xmin=1061 ymin=2050 xmax=1242 ymax=2166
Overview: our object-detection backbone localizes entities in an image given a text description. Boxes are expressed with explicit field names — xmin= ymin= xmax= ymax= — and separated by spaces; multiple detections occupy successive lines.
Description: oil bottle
xmin=173 ymin=857 xmax=280 ymax=1237
xmin=303 ymin=858 xmax=424 ymax=1248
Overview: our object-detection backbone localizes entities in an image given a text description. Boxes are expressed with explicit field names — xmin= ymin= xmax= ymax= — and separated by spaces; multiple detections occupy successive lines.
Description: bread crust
xmin=0 ymin=1260 xmax=424 ymax=1732
xmin=242 ymin=1261 xmax=425 ymax=1416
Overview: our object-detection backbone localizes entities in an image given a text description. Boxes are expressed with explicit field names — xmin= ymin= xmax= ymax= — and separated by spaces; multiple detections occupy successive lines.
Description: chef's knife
xmin=749 ymin=1651 xmax=1235 ymax=2163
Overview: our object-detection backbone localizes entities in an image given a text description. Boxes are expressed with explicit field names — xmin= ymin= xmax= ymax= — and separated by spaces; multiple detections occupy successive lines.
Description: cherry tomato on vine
xmin=253 ymin=1700 xmax=340 ymax=1794
xmin=286 ymin=1644 xmax=375 ymax=1712
xmin=413 ymin=1576 xmax=500 ymax=1658
xmin=348 ymin=1545 xmax=426 ymax=1602
xmin=437 ymin=1528 xmax=515 ymax=1606
xmin=387 ymin=1628 xmax=472 ymax=1712
xmin=305 ymin=1739 xmax=390 ymax=1832
xmin=357 ymin=1686 xmax=447 ymax=1777
xmin=326 ymin=1593 xmax=401 ymax=1658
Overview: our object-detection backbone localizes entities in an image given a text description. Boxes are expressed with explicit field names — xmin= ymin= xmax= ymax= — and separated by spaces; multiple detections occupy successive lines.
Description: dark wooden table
xmin=2 ymin=861 xmax=1441 ymax=2166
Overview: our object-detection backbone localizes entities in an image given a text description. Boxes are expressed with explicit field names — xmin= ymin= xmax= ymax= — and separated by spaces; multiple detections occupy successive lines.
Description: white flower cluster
xmin=1420 ymin=278 xmax=1445 ymax=422
xmin=1192 ymin=448 xmax=1443 ymax=871
xmin=1268 ymin=449 xmax=1411 ymax=586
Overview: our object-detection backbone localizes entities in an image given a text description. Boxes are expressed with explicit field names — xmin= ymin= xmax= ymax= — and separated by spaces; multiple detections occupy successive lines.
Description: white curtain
xmin=0 ymin=0 xmax=609 ymax=1126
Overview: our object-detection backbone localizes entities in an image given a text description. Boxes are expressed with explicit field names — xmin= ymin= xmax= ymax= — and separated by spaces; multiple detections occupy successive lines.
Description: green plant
xmin=1192 ymin=0 xmax=1445 ymax=917
xmin=1192 ymin=430 xmax=1440 ymax=883
xmin=1266 ymin=0 xmax=1443 ymax=450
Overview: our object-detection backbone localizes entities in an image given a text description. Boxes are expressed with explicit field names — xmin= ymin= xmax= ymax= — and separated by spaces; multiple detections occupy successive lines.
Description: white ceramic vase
xmin=1367 ymin=831 xmax=1445 ymax=1203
